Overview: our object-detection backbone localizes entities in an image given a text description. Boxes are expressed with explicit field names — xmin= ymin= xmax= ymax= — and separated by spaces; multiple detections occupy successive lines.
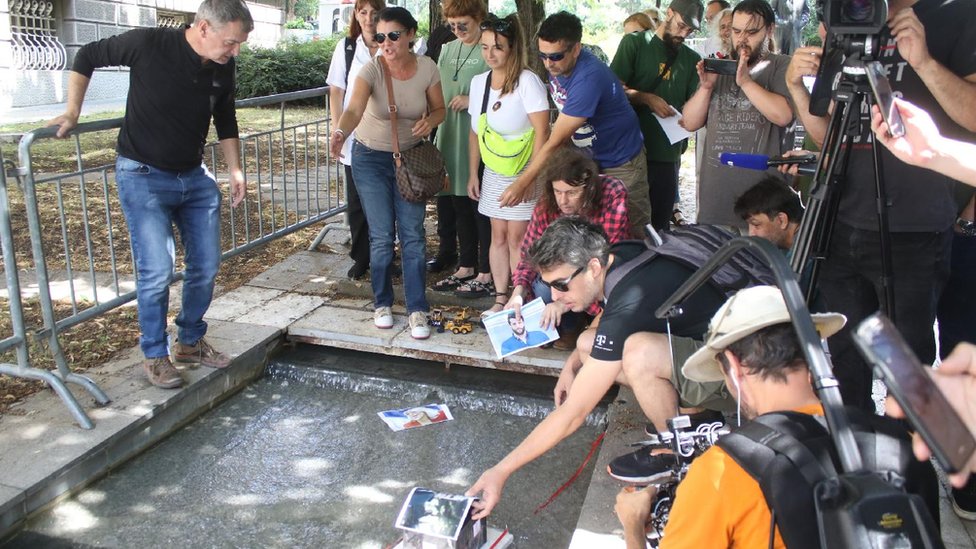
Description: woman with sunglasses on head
xmin=430 ymin=0 xmax=493 ymax=298
xmin=329 ymin=6 xmax=446 ymax=340
xmin=505 ymin=146 xmax=630 ymax=349
xmin=326 ymin=0 xmax=385 ymax=281
xmin=466 ymin=14 xmax=551 ymax=319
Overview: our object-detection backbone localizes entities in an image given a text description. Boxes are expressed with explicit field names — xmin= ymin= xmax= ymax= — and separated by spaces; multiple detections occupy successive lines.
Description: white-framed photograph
xmin=483 ymin=297 xmax=558 ymax=359
xmin=394 ymin=487 xmax=475 ymax=540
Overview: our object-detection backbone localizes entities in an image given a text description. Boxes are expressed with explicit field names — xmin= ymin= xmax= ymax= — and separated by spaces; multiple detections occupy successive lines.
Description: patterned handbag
xmin=379 ymin=57 xmax=448 ymax=203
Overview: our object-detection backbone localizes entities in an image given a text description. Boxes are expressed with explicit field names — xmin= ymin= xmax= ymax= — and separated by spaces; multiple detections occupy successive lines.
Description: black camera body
xmin=809 ymin=0 xmax=889 ymax=115
xmin=822 ymin=0 xmax=887 ymax=35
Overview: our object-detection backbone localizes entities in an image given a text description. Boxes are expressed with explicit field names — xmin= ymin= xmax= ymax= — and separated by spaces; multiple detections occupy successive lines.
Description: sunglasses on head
xmin=541 ymin=265 xmax=585 ymax=292
xmin=479 ymin=18 xmax=512 ymax=34
xmin=538 ymin=48 xmax=571 ymax=62
xmin=448 ymin=21 xmax=468 ymax=32
xmin=374 ymin=30 xmax=403 ymax=43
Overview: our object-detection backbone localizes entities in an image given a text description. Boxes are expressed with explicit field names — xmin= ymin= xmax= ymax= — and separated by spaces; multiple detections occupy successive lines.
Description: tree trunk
xmin=515 ymin=0 xmax=546 ymax=75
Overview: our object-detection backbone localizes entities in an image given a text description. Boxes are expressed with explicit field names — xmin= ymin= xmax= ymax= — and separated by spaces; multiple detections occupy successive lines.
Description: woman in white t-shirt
xmin=326 ymin=0 xmax=385 ymax=280
xmin=466 ymin=14 xmax=550 ymax=317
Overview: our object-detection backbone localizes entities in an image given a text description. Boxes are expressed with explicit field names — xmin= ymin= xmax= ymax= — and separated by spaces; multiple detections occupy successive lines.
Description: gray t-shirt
xmin=698 ymin=53 xmax=792 ymax=227
xmin=352 ymin=55 xmax=441 ymax=152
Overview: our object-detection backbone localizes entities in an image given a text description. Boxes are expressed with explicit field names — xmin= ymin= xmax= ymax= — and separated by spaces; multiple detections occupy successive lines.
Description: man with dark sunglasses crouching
xmin=467 ymin=216 xmax=748 ymax=519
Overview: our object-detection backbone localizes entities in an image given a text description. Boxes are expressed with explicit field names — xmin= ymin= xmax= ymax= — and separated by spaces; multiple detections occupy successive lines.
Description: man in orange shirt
xmin=615 ymin=285 xmax=845 ymax=548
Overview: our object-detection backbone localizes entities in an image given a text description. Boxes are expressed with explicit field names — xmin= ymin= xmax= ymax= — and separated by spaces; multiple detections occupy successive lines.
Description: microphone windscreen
xmin=719 ymin=152 xmax=771 ymax=171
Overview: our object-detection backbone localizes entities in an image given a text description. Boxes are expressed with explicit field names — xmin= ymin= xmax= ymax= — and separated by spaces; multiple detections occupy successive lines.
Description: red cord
xmin=533 ymin=431 xmax=606 ymax=515
xmin=488 ymin=527 xmax=510 ymax=549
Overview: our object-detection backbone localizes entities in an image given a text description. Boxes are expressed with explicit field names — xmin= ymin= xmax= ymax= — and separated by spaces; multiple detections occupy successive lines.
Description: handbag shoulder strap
xmin=647 ymin=46 xmax=679 ymax=94
xmin=480 ymin=72 xmax=492 ymax=115
xmin=378 ymin=57 xmax=402 ymax=166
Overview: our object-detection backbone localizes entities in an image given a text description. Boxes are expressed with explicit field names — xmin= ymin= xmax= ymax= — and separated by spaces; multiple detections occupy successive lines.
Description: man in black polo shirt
xmin=49 ymin=0 xmax=252 ymax=389
xmin=466 ymin=217 xmax=733 ymax=519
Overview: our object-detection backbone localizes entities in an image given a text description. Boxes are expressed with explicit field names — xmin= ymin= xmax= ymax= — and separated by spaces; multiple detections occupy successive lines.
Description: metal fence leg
xmin=0 ymin=364 xmax=95 ymax=429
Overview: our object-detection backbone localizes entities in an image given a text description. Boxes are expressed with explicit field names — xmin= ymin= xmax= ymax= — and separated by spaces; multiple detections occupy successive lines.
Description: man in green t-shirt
xmin=611 ymin=0 xmax=703 ymax=232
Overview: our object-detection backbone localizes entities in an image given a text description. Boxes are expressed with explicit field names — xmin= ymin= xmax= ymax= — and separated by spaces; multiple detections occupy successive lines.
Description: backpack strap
xmin=343 ymin=36 xmax=356 ymax=84
xmin=717 ymin=412 xmax=833 ymax=549
xmin=603 ymin=246 xmax=658 ymax=301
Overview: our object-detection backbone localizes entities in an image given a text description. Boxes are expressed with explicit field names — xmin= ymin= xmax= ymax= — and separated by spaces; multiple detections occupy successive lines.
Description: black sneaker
xmin=607 ymin=450 xmax=677 ymax=484
xmin=347 ymin=261 xmax=369 ymax=280
xmin=644 ymin=410 xmax=725 ymax=437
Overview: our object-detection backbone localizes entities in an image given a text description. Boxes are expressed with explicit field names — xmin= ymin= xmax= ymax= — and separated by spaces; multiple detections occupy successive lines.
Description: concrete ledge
xmin=288 ymin=303 xmax=568 ymax=377
xmin=569 ymin=387 xmax=646 ymax=548
xmin=0 ymin=321 xmax=281 ymax=540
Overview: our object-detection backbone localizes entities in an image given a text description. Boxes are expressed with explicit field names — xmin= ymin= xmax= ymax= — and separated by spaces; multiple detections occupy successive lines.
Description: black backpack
xmin=604 ymin=224 xmax=777 ymax=299
xmin=716 ymin=409 xmax=941 ymax=549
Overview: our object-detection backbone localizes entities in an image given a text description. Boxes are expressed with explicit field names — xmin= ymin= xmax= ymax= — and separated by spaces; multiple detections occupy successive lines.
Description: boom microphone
xmin=719 ymin=152 xmax=817 ymax=176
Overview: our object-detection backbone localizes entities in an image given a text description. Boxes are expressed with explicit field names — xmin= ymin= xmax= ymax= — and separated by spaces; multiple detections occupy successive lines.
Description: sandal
xmin=432 ymin=273 xmax=476 ymax=291
xmin=455 ymin=280 xmax=494 ymax=299
xmin=671 ymin=208 xmax=687 ymax=227
xmin=481 ymin=293 xmax=509 ymax=320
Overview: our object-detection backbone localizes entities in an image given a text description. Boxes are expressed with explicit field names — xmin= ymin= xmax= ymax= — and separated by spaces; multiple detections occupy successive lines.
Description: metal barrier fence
xmin=0 ymin=87 xmax=344 ymax=428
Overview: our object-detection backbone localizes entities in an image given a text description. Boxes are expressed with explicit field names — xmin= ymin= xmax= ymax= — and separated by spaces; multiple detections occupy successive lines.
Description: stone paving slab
xmin=231 ymin=293 xmax=324 ymax=329
xmin=206 ymin=286 xmax=284 ymax=321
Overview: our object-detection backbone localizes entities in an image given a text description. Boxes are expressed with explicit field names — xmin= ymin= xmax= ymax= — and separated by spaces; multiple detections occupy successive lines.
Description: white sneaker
xmin=409 ymin=311 xmax=430 ymax=340
xmin=374 ymin=306 xmax=394 ymax=329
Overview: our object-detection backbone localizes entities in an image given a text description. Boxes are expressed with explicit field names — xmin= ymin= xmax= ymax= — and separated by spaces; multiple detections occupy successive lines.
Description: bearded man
xmin=611 ymin=0 xmax=704 ymax=232
xmin=681 ymin=0 xmax=794 ymax=229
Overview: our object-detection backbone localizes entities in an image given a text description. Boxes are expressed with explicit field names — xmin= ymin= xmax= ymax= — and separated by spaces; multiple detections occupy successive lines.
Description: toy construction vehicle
xmin=429 ymin=309 xmax=446 ymax=331
xmin=444 ymin=309 xmax=473 ymax=334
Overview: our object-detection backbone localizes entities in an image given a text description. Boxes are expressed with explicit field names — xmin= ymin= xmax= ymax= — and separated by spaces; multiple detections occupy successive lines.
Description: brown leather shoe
xmin=172 ymin=338 xmax=232 ymax=369
xmin=143 ymin=357 xmax=183 ymax=389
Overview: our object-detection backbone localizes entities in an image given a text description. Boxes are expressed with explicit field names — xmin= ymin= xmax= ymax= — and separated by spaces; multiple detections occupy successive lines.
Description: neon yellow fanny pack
xmin=478 ymin=113 xmax=534 ymax=176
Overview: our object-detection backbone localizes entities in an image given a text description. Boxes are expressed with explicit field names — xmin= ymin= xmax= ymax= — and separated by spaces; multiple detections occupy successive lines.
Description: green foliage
xmin=235 ymin=34 xmax=344 ymax=99
xmin=284 ymin=17 xmax=313 ymax=29
xmin=294 ymin=0 xmax=319 ymax=20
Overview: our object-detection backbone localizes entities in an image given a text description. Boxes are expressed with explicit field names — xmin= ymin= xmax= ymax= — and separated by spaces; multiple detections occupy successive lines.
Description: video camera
xmin=809 ymin=0 xmax=888 ymax=116
xmin=641 ymin=414 xmax=728 ymax=548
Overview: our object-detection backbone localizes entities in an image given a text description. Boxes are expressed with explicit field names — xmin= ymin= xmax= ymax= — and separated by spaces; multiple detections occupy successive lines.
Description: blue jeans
xmin=351 ymin=141 xmax=429 ymax=313
xmin=116 ymin=155 xmax=222 ymax=358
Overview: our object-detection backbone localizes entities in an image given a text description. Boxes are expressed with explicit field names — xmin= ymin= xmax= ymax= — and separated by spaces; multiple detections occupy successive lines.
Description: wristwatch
xmin=333 ymin=129 xmax=345 ymax=139
xmin=956 ymin=216 xmax=976 ymax=237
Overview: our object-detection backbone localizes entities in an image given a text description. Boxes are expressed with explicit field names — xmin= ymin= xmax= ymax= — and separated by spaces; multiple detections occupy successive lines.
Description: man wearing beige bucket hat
xmin=615 ymin=284 xmax=848 ymax=547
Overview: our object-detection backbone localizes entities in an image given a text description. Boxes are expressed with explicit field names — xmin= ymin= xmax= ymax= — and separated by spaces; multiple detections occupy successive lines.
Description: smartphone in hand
xmin=852 ymin=313 xmax=976 ymax=473
xmin=703 ymin=58 xmax=737 ymax=76
xmin=864 ymin=61 xmax=906 ymax=138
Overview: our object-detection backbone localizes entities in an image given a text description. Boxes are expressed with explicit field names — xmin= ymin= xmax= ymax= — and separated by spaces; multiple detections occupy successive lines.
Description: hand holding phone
xmin=852 ymin=314 xmax=976 ymax=474
xmin=864 ymin=61 xmax=906 ymax=138
xmin=703 ymin=58 xmax=737 ymax=76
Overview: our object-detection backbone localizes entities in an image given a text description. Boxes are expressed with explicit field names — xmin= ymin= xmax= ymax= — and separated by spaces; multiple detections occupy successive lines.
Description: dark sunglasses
xmin=541 ymin=265 xmax=585 ymax=292
xmin=374 ymin=31 xmax=403 ymax=43
xmin=448 ymin=22 xmax=468 ymax=32
xmin=479 ymin=19 xmax=513 ymax=34
xmin=538 ymin=48 xmax=571 ymax=62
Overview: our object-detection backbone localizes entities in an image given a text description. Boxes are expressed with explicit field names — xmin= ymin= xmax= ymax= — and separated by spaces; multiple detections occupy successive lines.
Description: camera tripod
xmin=789 ymin=63 xmax=897 ymax=320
